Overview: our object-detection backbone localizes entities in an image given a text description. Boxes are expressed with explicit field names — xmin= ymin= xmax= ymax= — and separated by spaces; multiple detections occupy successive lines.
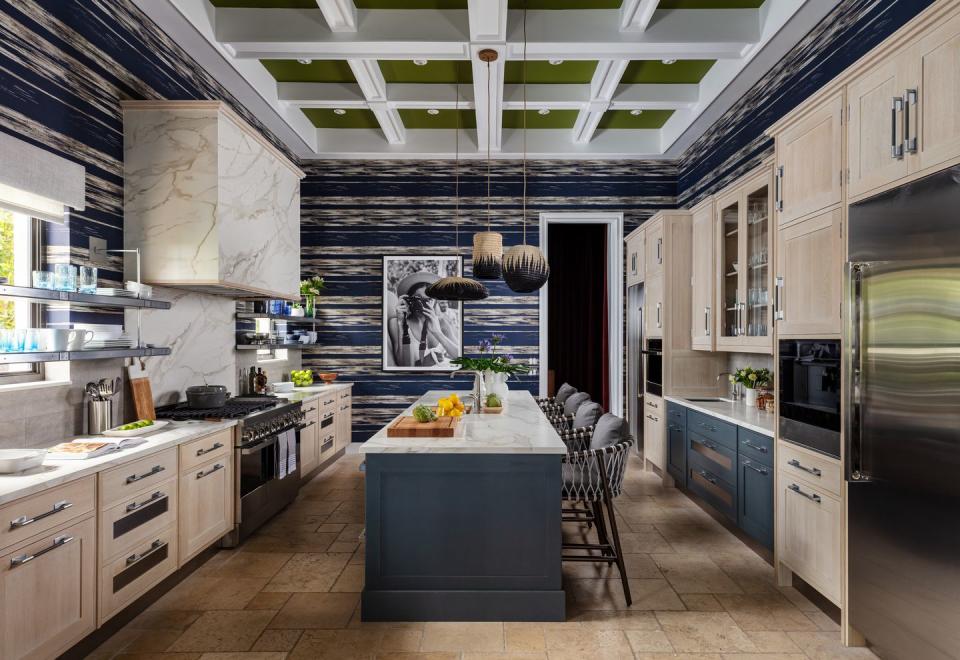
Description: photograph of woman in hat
xmin=382 ymin=256 xmax=463 ymax=370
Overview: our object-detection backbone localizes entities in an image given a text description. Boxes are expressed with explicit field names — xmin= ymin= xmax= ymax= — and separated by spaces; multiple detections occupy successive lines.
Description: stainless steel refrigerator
xmin=845 ymin=166 xmax=960 ymax=660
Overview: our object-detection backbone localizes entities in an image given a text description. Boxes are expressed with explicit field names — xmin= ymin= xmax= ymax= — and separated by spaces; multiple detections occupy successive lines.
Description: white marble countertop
xmin=664 ymin=395 xmax=775 ymax=437
xmin=0 ymin=420 xmax=237 ymax=506
xmin=274 ymin=382 xmax=353 ymax=404
xmin=361 ymin=389 xmax=566 ymax=455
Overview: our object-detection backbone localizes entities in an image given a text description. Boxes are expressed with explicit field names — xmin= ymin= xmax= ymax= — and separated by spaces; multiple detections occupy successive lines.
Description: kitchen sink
xmin=684 ymin=397 xmax=735 ymax=403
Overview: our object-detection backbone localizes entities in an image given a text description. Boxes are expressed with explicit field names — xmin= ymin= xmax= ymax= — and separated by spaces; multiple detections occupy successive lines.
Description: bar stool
xmin=549 ymin=400 xmax=602 ymax=434
xmin=538 ymin=382 xmax=577 ymax=415
xmin=560 ymin=413 xmax=633 ymax=606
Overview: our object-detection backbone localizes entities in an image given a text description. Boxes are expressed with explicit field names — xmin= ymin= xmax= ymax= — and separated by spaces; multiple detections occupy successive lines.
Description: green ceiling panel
xmin=399 ymin=109 xmax=477 ymax=129
xmin=262 ymin=59 xmax=356 ymax=83
xmin=597 ymin=109 xmax=673 ymax=129
xmin=503 ymin=60 xmax=597 ymax=84
xmin=620 ymin=59 xmax=715 ymax=84
xmin=502 ymin=109 xmax=578 ymax=129
xmin=303 ymin=108 xmax=381 ymax=128
xmin=378 ymin=60 xmax=472 ymax=84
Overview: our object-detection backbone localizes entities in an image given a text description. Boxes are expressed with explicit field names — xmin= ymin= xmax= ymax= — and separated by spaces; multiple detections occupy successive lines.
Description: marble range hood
xmin=122 ymin=100 xmax=304 ymax=300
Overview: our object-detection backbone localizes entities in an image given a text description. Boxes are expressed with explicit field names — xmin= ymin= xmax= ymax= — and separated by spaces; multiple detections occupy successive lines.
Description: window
xmin=0 ymin=208 xmax=41 ymax=379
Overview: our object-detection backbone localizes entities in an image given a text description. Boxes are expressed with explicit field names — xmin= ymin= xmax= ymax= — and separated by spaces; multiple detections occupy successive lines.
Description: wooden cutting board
xmin=127 ymin=362 xmax=156 ymax=420
xmin=387 ymin=416 xmax=458 ymax=438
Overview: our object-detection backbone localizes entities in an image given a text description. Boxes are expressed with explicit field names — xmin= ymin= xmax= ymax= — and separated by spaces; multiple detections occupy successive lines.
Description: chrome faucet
xmin=717 ymin=371 xmax=741 ymax=400
xmin=453 ymin=370 xmax=484 ymax=414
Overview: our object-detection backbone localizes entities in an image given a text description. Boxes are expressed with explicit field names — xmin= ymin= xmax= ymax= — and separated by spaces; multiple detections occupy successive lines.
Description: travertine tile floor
xmin=90 ymin=452 xmax=878 ymax=659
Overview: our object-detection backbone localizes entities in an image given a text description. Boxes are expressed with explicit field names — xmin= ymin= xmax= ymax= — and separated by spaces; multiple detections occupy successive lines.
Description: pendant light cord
xmin=486 ymin=59 xmax=492 ymax=232
xmin=522 ymin=1 xmax=528 ymax=245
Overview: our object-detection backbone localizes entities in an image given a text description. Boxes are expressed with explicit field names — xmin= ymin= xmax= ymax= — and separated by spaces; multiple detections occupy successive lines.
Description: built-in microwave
xmin=778 ymin=339 xmax=841 ymax=458
xmin=642 ymin=338 xmax=663 ymax=397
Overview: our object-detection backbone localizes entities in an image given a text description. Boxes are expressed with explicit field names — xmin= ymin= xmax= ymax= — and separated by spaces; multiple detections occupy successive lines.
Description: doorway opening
xmin=539 ymin=213 xmax=624 ymax=416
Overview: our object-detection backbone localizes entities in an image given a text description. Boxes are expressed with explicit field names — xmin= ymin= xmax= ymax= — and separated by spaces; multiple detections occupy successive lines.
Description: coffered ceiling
xmin=143 ymin=0 xmax=828 ymax=159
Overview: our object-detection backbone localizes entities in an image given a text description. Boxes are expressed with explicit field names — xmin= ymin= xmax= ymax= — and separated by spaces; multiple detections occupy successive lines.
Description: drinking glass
xmin=32 ymin=270 xmax=53 ymax=289
xmin=78 ymin=266 xmax=97 ymax=294
xmin=53 ymin=264 xmax=77 ymax=292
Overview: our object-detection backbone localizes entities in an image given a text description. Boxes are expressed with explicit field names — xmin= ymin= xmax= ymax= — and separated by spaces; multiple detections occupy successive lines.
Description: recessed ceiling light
xmin=427 ymin=108 xmax=440 ymax=115
xmin=297 ymin=58 xmax=312 ymax=65
xmin=413 ymin=59 xmax=428 ymax=66
xmin=548 ymin=59 xmax=564 ymax=65
xmin=333 ymin=108 xmax=346 ymax=115
xmin=538 ymin=108 xmax=550 ymax=115
xmin=630 ymin=109 xmax=643 ymax=116
xmin=661 ymin=58 xmax=677 ymax=65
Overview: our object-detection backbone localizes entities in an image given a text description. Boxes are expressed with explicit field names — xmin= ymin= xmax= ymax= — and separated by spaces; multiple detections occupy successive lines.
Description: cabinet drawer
xmin=319 ymin=431 xmax=337 ymax=459
xmin=688 ymin=462 xmax=736 ymax=521
xmin=338 ymin=388 xmax=351 ymax=402
xmin=777 ymin=442 xmax=841 ymax=497
xmin=644 ymin=394 xmax=663 ymax=414
xmin=0 ymin=476 xmax=95 ymax=552
xmin=99 ymin=477 xmax=178 ymax=564
xmin=0 ymin=515 xmax=96 ymax=660
xmin=319 ymin=393 xmax=338 ymax=414
xmin=686 ymin=410 xmax=737 ymax=450
xmin=666 ymin=402 xmax=686 ymax=429
xmin=179 ymin=428 xmax=233 ymax=473
xmin=319 ymin=406 xmax=337 ymax=434
xmin=688 ymin=430 xmax=737 ymax=486
xmin=99 ymin=524 xmax=178 ymax=625
xmin=99 ymin=448 xmax=178 ymax=509
xmin=738 ymin=428 xmax=773 ymax=466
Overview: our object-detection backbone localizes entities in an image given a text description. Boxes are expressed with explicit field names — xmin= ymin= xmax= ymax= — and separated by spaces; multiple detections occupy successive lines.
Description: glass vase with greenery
xmin=300 ymin=276 xmax=325 ymax=318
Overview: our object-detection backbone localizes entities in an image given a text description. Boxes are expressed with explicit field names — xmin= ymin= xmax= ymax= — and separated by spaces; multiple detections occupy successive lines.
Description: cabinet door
xmin=914 ymin=11 xmax=960 ymax=172
xmin=336 ymin=395 xmax=352 ymax=452
xmin=666 ymin=421 xmax=686 ymax=487
xmin=626 ymin=232 xmax=644 ymax=286
xmin=179 ymin=456 xmax=233 ymax=565
xmin=777 ymin=473 xmax=842 ymax=605
xmin=739 ymin=172 xmax=773 ymax=352
xmin=0 ymin=516 xmax=96 ymax=660
xmin=738 ymin=456 xmax=773 ymax=549
xmin=776 ymin=92 xmax=844 ymax=225
xmin=690 ymin=200 xmax=714 ymax=351
xmin=300 ymin=403 xmax=320 ymax=475
xmin=642 ymin=408 xmax=665 ymax=471
xmin=644 ymin=219 xmax=664 ymax=278
xmin=715 ymin=188 xmax=742 ymax=348
xmin=847 ymin=53 xmax=912 ymax=198
xmin=644 ymin=272 xmax=664 ymax=339
xmin=775 ymin=207 xmax=843 ymax=336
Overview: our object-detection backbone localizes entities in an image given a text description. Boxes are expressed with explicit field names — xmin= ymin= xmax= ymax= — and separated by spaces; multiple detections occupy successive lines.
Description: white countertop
xmin=0 ymin=420 xmax=237 ymax=506
xmin=274 ymin=382 xmax=353 ymax=404
xmin=664 ymin=395 xmax=775 ymax=437
xmin=361 ymin=389 xmax=567 ymax=455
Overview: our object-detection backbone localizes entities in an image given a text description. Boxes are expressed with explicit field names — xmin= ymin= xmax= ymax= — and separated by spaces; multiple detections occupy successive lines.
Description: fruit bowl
xmin=319 ymin=372 xmax=338 ymax=383
xmin=290 ymin=369 xmax=314 ymax=387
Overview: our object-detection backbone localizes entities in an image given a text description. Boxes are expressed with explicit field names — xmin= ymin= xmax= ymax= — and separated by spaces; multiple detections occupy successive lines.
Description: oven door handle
xmin=240 ymin=436 xmax=279 ymax=455
xmin=639 ymin=350 xmax=663 ymax=356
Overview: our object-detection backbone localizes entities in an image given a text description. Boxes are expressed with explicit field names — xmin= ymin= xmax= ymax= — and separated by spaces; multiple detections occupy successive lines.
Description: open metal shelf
xmin=236 ymin=312 xmax=317 ymax=324
xmin=236 ymin=343 xmax=312 ymax=350
xmin=0 ymin=285 xmax=171 ymax=309
xmin=0 ymin=346 xmax=172 ymax=365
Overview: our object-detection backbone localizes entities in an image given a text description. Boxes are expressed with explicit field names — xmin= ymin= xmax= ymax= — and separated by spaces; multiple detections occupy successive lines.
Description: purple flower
xmin=491 ymin=333 xmax=505 ymax=344
xmin=478 ymin=339 xmax=492 ymax=353
xmin=505 ymin=354 xmax=515 ymax=362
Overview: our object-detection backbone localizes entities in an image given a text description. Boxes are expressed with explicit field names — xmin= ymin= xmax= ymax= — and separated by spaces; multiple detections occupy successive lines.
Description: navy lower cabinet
xmin=666 ymin=403 xmax=687 ymax=486
xmin=737 ymin=454 xmax=774 ymax=549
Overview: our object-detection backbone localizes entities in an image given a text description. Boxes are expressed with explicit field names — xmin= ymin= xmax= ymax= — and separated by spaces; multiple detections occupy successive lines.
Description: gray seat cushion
xmin=555 ymin=382 xmax=577 ymax=405
xmin=590 ymin=413 xmax=628 ymax=450
xmin=563 ymin=391 xmax=591 ymax=415
xmin=573 ymin=401 xmax=603 ymax=429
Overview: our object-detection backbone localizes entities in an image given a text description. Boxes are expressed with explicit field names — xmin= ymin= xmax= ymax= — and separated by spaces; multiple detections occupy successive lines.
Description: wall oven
xmin=642 ymin=338 xmax=663 ymax=397
xmin=778 ymin=339 xmax=841 ymax=458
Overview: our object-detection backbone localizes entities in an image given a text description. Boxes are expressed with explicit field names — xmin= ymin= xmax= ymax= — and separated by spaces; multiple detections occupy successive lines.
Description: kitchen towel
xmin=286 ymin=429 xmax=297 ymax=474
xmin=278 ymin=430 xmax=289 ymax=478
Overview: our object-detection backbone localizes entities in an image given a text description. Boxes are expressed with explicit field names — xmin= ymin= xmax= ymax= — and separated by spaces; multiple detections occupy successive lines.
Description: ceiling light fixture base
xmin=477 ymin=49 xmax=499 ymax=63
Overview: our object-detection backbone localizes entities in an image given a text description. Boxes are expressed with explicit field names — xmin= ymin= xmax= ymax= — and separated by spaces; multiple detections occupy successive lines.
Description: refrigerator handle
xmin=848 ymin=263 xmax=868 ymax=481
xmin=891 ymin=97 xmax=904 ymax=160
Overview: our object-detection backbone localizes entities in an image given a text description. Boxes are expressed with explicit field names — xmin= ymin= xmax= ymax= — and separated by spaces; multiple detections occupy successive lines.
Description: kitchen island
xmin=359 ymin=389 xmax=567 ymax=621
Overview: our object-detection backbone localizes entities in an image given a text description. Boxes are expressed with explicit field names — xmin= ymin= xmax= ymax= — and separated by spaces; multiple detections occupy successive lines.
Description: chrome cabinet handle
xmin=788 ymin=483 xmax=821 ymax=504
xmin=903 ymin=88 xmax=917 ymax=154
xmin=742 ymin=441 xmax=768 ymax=454
xmin=787 ymin=458 xmax=821 ymax=477
xmin=196 ymin=463 xmax=224 ymax=480
xmin=196 ymin=442 xmax=223 ymax=457
xmin=323 ymin=411 xmax=335 ymax=420
xmin=631 ymin=253 xmax=637 ymax=274
xmin=10 ymin=535 xmax=74 ymax=567
xmin=739 ymin=302 xmax=746 ymax=336
xmin=743 ymin=460 xmax=768 ymax=475
xmin=698 ymin=470 xmax=717 ymax=485
xmin=656 ymin=237 xmax=662 ymax=264
xmin=704 ymin=307 xmax=711 ymax=336
xmin=340 ymin=392 xmax=350 ymax=399
xmin=848 ymin=263 xmax=868 ymax=482
xmin=647 ymin=401 xmax=659 ymax=409
xmin=9 ymin=500 xmax=73 ymax=530
xmin=305 ymin=407 xmax=317 ymax=413
xmin=297 ymin=420 xmax=316 ymax=431
xmin=126 ymin=491 xmax=166 ymax=513
xmin=656 ymin=302 xmax=662 ymax=328
xmin=703 ymin=440 xmax=718 ymax=450
xmin=774 ymin=276 xmax=784 ymax=321
xmin=323 ymin=399 xmax=335 ymax=405
xmin=645 ymin=414 xmax=658 ymax=422
xmin=891 ymin=96 xmax=904 ymax=159
xmin=775 ymin=165 xmax=784 ymax=212
xmin=698 ymin=422 xmax=717 ymax=432
xmin=126 ymin=465 xmax=164 ymax=484
xmin=321 ymin=437 xmax=335 ymax=451
xmin=126 ymin=539 xmax=166 ymax=566
xmin=340 ymin=404 xmax=350 ymax=411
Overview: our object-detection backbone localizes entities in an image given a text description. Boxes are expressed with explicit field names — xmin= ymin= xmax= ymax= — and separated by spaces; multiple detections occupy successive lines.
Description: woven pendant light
xmin=472 ymin=48 xmax=504 ymax=280
xmin=426 ymin=76 xmax=489 ymax=302
xmin=503 ymin=4 xmax=549 ymax=293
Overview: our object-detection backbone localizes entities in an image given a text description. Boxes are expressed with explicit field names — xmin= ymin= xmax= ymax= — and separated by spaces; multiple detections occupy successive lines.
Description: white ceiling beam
xmin=315 ymin=0 xmax=357 ymax=32
xmin=610 ymin=83 xmax=699 ymax=109
xmin=573 ymin=59 xmax=628 ymax=144
xmin=620 ymin=0 xmax=659 ymax=32
xmin=347 ymin=59 xmax=406 ymax=144
xmin=468 ymin=0 xmax=508 ymax=41
xmin=278 ymin=82 xmax=366 ymax=106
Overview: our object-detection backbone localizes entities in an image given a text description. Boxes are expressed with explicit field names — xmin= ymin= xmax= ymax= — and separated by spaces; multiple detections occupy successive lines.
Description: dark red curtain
xmin=547 ymin=223 xmax=609 ymax=410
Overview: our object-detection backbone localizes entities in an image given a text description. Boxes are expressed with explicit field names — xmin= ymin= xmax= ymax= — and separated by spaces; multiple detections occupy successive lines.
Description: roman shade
xmin=0 ymin=132 xmax=85 ymax=223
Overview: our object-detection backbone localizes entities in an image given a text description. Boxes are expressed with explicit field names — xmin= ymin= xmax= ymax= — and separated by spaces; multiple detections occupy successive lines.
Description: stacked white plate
xmin=95 ymin=287 xmax=136 ymax=297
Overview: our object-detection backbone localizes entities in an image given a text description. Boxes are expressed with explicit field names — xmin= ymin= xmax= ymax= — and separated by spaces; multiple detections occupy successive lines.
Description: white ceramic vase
xmin=744 ymin=387 xmax=758 ymax=407
xmin=483 ymin=370 xmax=509 ymax=404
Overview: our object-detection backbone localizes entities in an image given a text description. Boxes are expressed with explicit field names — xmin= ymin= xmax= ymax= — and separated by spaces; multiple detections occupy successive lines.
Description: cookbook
xmin=46 ymin=437 xmax=148 ymax=460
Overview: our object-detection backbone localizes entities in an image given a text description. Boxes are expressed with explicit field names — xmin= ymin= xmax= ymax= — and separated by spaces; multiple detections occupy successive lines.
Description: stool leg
xmin=598 ymin=464 xmax=632 ymax=607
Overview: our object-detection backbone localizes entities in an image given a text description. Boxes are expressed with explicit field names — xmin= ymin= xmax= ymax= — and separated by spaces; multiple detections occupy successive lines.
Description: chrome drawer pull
xmin=323 ymin=399 xmax=335 ymax=405
xmin=10 ymin=500 xmax=73 ymax=529
xmin=340 ymin=392 xmax=349 ymax=399
xmin=323 ymin=411 xmax=335 ymax=420
xmin=788 ymin=483 xmax=821 ymax=503
xmin=743 ymin=461 xmax=768 ymax=475
xmin=322 ymin=438 xmax=335 ymax=451
xmin=647 ymin=401 xmax=659 ymax=409
xmin=742 ymin=441 xmax=768 ymax=454
xmin=297 ymin=420 xmax=316 ymax=430
xmin=645 ymin=414 xmax=658 ymax=422
xmin=126 ymin=539 xmax=166 ymax=566
xmin=196 ymin=442 xmax=224 ymax=457
xmin=698 ymin=422 xmax=717 ymax=432
xmin=703 ymin=441 xmax=718 ymax=451
xmin=698 ymin=470 xmax=718 ymax=485
xmin=126 ymin=491 xmax=166 ymax=513
xmin=787 ymin=459 xmax=821 ymax=477
xmin=196 ymin=464 xmax=224 ymax=480
xmin=127 ymin=465 xmax=164 ymax=484
xmin=340 ymin=404 xmax=349 ymax=411
xmin=305 ymin=407 xmax=317 ymax=413
xmin=10 ymin=535 xmax=74 ymax=567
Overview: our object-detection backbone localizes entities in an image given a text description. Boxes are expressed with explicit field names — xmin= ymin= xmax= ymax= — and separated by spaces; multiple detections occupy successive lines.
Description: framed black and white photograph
xmin=382 ymin=255 xmax=463 ymax=371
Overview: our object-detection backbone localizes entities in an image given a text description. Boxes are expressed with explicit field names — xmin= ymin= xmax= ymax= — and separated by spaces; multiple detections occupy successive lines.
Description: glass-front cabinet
xmin=714 ymin=166 xmax=774 ymax=353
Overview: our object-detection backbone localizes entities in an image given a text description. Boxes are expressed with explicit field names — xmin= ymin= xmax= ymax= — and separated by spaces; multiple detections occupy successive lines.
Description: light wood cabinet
xmin=336 ymin=390 xmax=352 ymax=452
xmin=99 ymin=448 xmax=178 ymax=509
xmin=178 ymin=428 xmax=232 ymax=473
xmin=178 ymin=454 xmax=232 ymax=566
xmin=99 ymin=524 xmax=178 ymax=625
xmin=99 ymin=476 xmax=178 ymax=565
xmin=626 ymin=230 xmax=644 ymax=286
xmin=0 ymin=476 xmax=95 ymax=552
xmin=690 ymin=198 xmax=714 ymax=351
xmin=774 ymin=92 xmax=844 ymax=225
xmin=913 ymin=11 xmax=960 ymax=172
xmin=644 ymin=219 xmax=664 ymax=278
xmin=300 ymin=399 xmax=321 ymax=476
xmin=643 ymin=395 xmax=665 ymax=472
xmin=0 ymin=515 xmax=96 ymax=660
xmin=774 ymin=207 xmax=843 ymax=337
xmin=644 ymin=272 xmax=664 ymax=339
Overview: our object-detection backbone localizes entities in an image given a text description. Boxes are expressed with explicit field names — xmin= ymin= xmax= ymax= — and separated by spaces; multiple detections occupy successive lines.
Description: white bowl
xmin=0 ymin=449 xmax=46 ymax=474
xmin=272 ymin=381 xmax=295 ymax=393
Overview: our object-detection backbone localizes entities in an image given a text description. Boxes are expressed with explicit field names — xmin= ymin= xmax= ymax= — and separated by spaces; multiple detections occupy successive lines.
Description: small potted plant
xmin=730 ymin=367 xmax=771 ymax=407
xmin=300 ymin=276 xmax=325 ymax=318
xmin=483 ymin=392 xmax=503 ymax=414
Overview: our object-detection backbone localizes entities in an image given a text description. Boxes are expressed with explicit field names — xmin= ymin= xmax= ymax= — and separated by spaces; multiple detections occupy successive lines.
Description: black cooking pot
xmin=186 ymin=385 xmax=229 ymax=409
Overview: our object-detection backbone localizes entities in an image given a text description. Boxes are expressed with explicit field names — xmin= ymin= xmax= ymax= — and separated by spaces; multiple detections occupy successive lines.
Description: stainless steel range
xmin=157 ymin=396 xmax=305 ymax=546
